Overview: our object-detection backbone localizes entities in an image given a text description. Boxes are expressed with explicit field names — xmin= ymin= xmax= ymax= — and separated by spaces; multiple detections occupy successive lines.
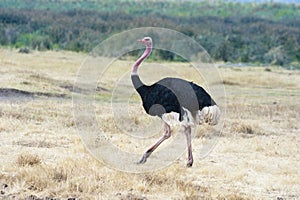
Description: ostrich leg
xmin=138 ymin=122 xmax=171 ymax=164
xmin=184 ymin=125 xmax=193 ymax=167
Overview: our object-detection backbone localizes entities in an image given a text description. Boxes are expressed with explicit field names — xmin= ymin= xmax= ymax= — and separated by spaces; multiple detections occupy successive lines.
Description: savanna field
xmin=0 ymin=48 xmax=299 ymax=199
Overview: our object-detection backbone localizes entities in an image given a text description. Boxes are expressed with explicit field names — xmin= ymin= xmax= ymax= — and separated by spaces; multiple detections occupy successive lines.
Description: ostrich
xmin=131 ymin=36 xmax=220 ymax=167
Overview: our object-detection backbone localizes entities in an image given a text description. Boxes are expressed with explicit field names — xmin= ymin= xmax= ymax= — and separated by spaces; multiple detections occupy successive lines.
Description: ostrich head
xmin=138 ymin=37 xmax=152 ymax=47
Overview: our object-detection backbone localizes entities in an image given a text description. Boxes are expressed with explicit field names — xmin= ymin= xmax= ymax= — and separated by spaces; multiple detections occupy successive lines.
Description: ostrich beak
xmin=137 ymin=39 xmax=143 ymax=43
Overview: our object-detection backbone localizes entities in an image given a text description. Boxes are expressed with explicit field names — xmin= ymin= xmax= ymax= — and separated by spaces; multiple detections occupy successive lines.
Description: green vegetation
xmin=0 ymin=0 xmax=299 ymax=67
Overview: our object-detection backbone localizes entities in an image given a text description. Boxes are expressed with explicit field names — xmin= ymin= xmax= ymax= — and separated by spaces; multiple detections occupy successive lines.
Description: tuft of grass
xmin=51 ymin=166 xmax=68 ymax=183
xmin=264 ymin=68 xmax=272 ymax=72
xmin=16 ymin=152 xmax=41 ymax=167
xmin=195 ymin=124 xmax=218 ymax=139
xmin=117 ymin=192 xmax=148 ymax=200
xmin=217 ymin=193 xmax=251 ymax=200
xmin=222 ymin=80 xmax=240 ymax=86
xmin=230 ymin=122 xmax=257 ymax=135
xmin=176 ymin=180 xmax=211 ymax=199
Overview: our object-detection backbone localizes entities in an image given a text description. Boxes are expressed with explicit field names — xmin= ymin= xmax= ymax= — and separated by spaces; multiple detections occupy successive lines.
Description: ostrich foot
xmin=186 ymin=159 xmax=193 ymax=167
xmin=136 ymin=152 xmax=151 ymax=164
xmin=137 ymin=156 xmax=147 ymax=164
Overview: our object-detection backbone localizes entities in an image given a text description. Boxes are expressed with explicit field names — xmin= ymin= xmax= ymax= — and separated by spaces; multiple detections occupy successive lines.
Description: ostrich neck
xmin=132 ymin=46 xmax=152 ymax=75
xmin=131 ymin=45 xmax=152 ymax=92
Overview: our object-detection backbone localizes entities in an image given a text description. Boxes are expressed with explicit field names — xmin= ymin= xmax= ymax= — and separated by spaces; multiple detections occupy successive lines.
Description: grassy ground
xmin=0 ymin=48 xmax=299 ymax=199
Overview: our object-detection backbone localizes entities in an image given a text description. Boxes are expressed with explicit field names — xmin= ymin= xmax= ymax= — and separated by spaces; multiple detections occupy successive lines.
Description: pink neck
xmin=132 ymin=46 xmax=152 ymax=75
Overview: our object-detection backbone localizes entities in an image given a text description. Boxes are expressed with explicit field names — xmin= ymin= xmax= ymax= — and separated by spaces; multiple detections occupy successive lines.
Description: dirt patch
xmin=0 ymin=88 xmax=34 ymax=100
xmin=0 ymin=88 xmax=67 ymax=101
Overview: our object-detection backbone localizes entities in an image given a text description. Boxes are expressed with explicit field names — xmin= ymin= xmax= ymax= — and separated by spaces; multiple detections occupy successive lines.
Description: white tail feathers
xmin=198 ymin=105 xmax=221 ymax=126
xmin=161 ymin=105 xmax=221 ymax=127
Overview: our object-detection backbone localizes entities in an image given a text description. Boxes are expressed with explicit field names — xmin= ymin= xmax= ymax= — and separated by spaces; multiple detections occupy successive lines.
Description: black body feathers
xmin=131 ymin=75 xmax=216 ymax=121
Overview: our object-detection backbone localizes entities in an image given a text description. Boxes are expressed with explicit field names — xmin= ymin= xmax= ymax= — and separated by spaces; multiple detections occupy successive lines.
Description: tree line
xmin=0 ymin=0 xmax=299 ymax=68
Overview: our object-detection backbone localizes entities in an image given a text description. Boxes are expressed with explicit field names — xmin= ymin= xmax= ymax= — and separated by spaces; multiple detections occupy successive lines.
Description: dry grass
xmin=0 ymin=48 xmax=299 ymax=199
xmin=230 ymin=122 xmax=259 ymax=135
xmin=16 ymin=152 xmax=41 ymax=167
